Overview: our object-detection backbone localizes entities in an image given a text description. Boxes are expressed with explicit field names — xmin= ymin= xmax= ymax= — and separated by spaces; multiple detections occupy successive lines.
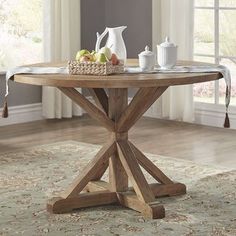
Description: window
xmin=0 ymin=0 xmax=43 ymax=72
xmin=194 ymin=0 xmax=236 ymax=106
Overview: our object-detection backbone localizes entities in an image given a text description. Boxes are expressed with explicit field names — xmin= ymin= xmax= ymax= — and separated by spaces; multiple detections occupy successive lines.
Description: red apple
xmin=110 ymin=53 xmax=119 ymax=65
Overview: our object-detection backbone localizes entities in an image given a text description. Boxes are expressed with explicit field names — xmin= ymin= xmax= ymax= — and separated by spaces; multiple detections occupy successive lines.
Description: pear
xmin=76 ymin=49 xmax=90 ymax=61
xmin=96 ymin=53 xmax=109 ymax=64
xmin=99 ymin=47 xmax=112 ymax=60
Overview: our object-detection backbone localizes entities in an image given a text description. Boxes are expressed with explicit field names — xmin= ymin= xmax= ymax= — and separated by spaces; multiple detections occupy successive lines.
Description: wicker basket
xmin=68 ymin=60 xmax=124 ymax=76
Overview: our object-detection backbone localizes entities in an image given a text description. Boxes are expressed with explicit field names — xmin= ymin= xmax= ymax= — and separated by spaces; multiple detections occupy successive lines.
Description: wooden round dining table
xmin=12 ymin=60 xmax=222 ymax=219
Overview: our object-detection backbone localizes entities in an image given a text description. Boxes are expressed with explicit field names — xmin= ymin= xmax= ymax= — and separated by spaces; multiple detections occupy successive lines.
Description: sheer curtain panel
xmin=152 ymin=0 xmax=195 ymax=122
xmin=42 ymin=0 xmax=82 ymax=118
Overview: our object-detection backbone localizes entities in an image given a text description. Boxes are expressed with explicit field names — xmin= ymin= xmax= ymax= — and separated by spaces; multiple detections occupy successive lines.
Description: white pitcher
xmin=95 ymin=26 xmax=127 ymax=63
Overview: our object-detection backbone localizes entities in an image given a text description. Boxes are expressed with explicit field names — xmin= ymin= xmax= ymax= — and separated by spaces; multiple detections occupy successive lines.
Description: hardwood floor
xmin=0 ymin=115 xmax=236 ymax=169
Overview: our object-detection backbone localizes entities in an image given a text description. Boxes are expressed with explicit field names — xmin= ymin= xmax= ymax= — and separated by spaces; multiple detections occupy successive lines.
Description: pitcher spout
xmin=107 ymin=26 xmax=127 ymax=32
xmin=120 ymin=26 xmax=127 ymax=32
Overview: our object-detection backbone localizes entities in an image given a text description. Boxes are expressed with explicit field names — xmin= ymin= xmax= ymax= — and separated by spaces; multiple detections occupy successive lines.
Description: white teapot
xmin=157 ymin=37 xmax=177 ymax=69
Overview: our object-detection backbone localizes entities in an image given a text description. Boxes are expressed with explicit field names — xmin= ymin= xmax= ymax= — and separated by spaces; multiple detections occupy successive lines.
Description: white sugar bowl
xmin=157 ymin=37 xmax=177 ymax=69
xmin=138 ymin=46 xmax=155 ymax=72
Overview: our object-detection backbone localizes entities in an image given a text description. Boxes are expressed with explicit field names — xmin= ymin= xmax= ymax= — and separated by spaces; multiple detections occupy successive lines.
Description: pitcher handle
xmin=95 ymin=28 xmax=108 ymax=52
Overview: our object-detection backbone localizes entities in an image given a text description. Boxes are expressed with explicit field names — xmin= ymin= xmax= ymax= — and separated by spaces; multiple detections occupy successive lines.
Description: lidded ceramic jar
xmin=138 ymin=46 xmax=155 ymax=72
xmin=157 ymin=37 xmax=177 ymax=69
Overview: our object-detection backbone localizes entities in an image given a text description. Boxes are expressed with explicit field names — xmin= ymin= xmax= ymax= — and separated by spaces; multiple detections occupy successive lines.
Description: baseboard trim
xmin=0 ymin=103 xmax=43 ymax=126
xmin=195 ymin=105 xmax=236 ymax=129
xmin=143 ymin=101 xmax=236 ymax=129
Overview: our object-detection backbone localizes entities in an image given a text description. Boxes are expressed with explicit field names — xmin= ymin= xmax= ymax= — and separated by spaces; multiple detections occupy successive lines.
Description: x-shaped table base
xmin=47 ymin=87 xmax=186 ymax=219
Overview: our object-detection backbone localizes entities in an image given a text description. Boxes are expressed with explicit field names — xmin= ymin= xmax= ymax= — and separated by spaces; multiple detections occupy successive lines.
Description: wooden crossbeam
xmin=117 ymin=192 xmax=165 ymax=219
xmin=129 ymin=141 xmax=173 ymax=185
xmin=59 ymin=87 xmax=114 ymax=131
xmin=85 ymin=180 xmax=109 ymax=192
xmin=61 ymin=141 xmax=116 ymax=199
xmin=90 ymin=159 xmax=109 ymax=181
xmin=149 ymin=183 xmax=186 ymax=197
xmin=48 ymin=191 xmax=118 ymax=214
xmin=87 ymin=88 xmax=108 ymax=114
xmin=117 ymin=87 xmax=168 ymax=132
xmin=117 ymin=141 xmax=155 ymax=203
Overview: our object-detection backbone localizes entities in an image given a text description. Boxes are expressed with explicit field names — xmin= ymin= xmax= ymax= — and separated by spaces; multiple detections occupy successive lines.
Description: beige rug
xmin=0 ymin=141 xmax=235 ymax=236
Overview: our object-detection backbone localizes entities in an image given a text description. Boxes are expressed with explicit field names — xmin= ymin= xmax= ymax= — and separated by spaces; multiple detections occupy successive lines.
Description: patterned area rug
xmin=0 ymin=141 xmax=235 ymax=236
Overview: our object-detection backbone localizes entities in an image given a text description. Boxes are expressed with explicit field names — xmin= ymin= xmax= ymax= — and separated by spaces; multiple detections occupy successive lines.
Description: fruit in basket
xmin=99 ymin=46 xmax=112 ymax=60
xmin=91 ymin=50 xmax=96 ymax=56
xmin=76 ymin=49 xmax=90 ymax=61
xmin=110 ymin=53 xmax=119 ymax=65
xmin=79 ymin=55 xmax=93 ymax=62
xmin=90 ymin=50 xmax=97 ymax=61
xmin=96 ymin=53 xmax=109 ymax=63
xmin=74 ymin=48 xmax=121 ymax=66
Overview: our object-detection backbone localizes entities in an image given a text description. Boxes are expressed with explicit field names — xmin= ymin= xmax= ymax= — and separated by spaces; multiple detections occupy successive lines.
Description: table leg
xmin=108 ymin=89 xmax=128 ymax=192
xmin=47 ymin=87 xmax=186 ymax=219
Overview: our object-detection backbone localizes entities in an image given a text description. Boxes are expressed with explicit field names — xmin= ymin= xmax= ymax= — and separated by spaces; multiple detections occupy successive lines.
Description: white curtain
xmin=152 ymin=0 xmax=195 ymax=122
xmin=42 ymin=0 xmax=82 ymax=118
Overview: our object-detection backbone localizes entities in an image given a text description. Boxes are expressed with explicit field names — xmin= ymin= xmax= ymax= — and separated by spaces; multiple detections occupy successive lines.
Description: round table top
xmin=13 ymin=60 xmax=222 ymax=88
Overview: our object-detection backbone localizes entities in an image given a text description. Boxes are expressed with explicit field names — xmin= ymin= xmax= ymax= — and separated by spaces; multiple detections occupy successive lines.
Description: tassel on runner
xmin=2 ymin=97 xmax=8 ymax=118
xmin=224 ymin=85 xmax=230 ymax=128
xmin=224 ymin=112 xmax=230 ymax=128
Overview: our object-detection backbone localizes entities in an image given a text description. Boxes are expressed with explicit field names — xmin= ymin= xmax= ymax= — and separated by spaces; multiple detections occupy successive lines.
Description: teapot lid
xmin=160 ymin=37 xmax=176 ymax=47
xmin=139 ymin=46 xmax=154 ymax=56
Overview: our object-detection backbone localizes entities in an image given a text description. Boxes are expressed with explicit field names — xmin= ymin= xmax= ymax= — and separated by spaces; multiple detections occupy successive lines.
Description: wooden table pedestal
xmin=47 ymin=86 xmax=186 ymax=219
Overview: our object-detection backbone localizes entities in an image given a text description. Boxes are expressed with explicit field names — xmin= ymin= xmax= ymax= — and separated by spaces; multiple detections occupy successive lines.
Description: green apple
xmin=76 ymin=49 xmax=90 ymax=61
xmin=96 ymin=53 xmax=109 ymax=64
xmin=90 ymin=50 xmax=97 ymax=62
xmin=99 ymin=47 xmax=112 ymax=60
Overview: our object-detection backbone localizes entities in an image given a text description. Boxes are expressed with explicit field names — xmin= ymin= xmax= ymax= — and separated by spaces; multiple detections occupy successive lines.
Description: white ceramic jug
xmin=95 ymin=26 xmax=127 ymax=62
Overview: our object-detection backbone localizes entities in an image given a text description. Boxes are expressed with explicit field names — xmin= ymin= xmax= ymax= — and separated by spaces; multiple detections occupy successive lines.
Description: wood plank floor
xmin=0 ymin=115 xmax=236 ymax=169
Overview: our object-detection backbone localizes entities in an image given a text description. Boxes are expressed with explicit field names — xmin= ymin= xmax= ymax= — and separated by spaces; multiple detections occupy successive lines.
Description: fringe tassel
xmin=2 ymin=97 xmax=8 ymax=118
xmin=224 ymin=85 xmax=230 ymax=128
xmin=224 ymin=112 xmax=230 ymax=128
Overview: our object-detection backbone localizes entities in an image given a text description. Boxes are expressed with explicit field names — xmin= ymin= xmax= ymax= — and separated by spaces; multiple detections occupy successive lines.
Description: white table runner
xmin=126 ymin=65 xmax=231 ymax=109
